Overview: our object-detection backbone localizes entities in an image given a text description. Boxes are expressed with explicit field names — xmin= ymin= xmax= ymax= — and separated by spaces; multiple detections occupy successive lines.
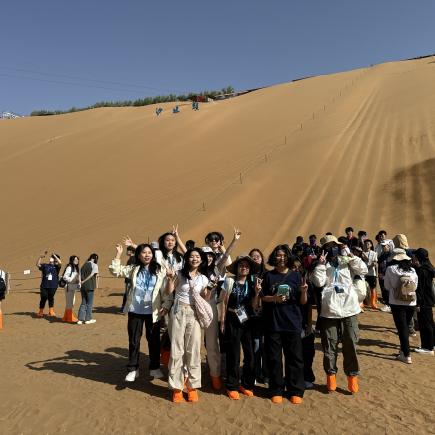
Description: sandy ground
xmin=0 ymin=286 xmax=434 ymax=435
xmin=1 ymin=56 xmax=435 ymax=434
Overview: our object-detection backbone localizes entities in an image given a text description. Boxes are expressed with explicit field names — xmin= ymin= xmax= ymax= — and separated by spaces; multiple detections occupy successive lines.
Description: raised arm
xmin=172 ymin=225 xmax=187 ymax=254
xmin=216 ymin=228 xmax=241 ymax=273
xmin=109 ymin=244 xmax=135 ymax=279
xmin=123 ymin=235 xmax=137 ymax=250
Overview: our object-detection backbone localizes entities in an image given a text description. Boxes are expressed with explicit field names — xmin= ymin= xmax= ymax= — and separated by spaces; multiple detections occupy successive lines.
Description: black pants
xmin=302 ymin=333 xmax=315 ymax=383
xmin=417 ymin=307 xmax=434 ymax=351
xmin=391 ymin=305 xmax=415 ymax=357
xmin=39 ymin=287 xmax=57 ymax=309
xmin=127 ymin=312 xmax=161 ymax=371
xmin=251 ymin=316 xmax=269 ymax=381
xmin=265 ymin=330 xmax=305 ymax=398
xmin=379 ymin=279 xmax=389 ymax=306
xmin=224 ymin=312 xmax=255 ymax=391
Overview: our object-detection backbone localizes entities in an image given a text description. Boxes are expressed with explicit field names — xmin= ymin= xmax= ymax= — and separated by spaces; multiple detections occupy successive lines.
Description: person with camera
xmin=257 ymin=244 xmax=308 ymax=404
xmin=311 ymin=235 xmax=367 ymax=394
xmin=36 ymin=252 xmax=62 ymax=318
xmin=219 ymin=255 xmax=261 ymax=400
xmin=78 ymin=254 xmax=99 ymax=324
xmin=61 ymin=255 xmax=81 ymax=323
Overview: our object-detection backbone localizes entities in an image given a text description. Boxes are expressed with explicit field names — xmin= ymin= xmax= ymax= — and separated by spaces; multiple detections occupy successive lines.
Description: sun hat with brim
xmin=226 ymin=255 xmax=260 ymax=275
xmin=391 ymin=248 xmax=411 ymax=261
xmin=320 ymin=235 xmax=339 ymax=247
xmin=201 ymin=246 xmax=215 ymax=254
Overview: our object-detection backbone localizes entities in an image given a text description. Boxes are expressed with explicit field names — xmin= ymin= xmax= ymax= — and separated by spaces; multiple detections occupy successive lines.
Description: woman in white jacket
xmin=310 ymin=235 xmax=367 ymax=394
xmin=62 ymin=256 xmax=80 ymax=323
xmin=109 ymin=243 xmax=172 ymax=382
xmin=384 ymin=249 xmax=418 ymax=364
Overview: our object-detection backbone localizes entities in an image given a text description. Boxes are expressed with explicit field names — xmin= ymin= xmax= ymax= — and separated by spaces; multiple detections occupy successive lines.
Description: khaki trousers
xmin=64 ymin=285 xmax=77 ymax=309
xmin=168 ymin=304 xmax=202 ymax=390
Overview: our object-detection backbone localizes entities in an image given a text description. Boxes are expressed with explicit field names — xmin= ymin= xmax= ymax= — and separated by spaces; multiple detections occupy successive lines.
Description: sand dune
xmin=1 ymin=57 xmax=435 ymax=434
xmin=1 ymin=58 xmax=435 ymax=274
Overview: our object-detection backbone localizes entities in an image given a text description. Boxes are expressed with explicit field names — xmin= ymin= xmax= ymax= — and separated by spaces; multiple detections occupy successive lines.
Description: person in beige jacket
xmin=109 ymin=243 xmax=172 ymax=382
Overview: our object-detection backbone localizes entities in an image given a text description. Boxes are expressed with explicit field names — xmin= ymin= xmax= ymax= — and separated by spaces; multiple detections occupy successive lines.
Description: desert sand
xmin=0 ymin=57 xmax=435 ymax=434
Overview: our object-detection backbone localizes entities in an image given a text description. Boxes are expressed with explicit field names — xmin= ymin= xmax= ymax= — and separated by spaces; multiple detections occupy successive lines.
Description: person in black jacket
xmin=413 ymin=249 xmax=434 ymax=355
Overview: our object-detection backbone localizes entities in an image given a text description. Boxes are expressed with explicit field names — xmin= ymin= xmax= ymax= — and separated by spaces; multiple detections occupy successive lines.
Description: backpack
xmin=0 ymin=272 xmax=7 ymax=299
xmin=395 ymin=275 xmax=417 ymax=302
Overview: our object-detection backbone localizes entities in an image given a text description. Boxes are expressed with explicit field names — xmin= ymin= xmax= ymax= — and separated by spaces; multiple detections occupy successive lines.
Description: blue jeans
xmin=78 ymin=290 xmax=94 ymax=321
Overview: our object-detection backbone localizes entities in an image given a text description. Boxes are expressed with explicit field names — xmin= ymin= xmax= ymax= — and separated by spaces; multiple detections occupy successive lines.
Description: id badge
xmin=236 ymin=306 xmax=248 ymax=324
xmin=47 ymin=274 xmax=53 ymax=281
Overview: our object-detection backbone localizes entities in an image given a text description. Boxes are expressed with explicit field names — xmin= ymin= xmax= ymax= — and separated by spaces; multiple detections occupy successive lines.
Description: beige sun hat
xmin=393 ymin=234 xmax=409 ymax=249
xmin=391 ymin=248 xmax=411 ymax=261
xmin=320 ymin=235 xmax=339 ymax=247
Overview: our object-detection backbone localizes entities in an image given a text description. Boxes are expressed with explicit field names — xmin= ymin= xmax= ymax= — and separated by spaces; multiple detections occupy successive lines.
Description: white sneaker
xmin=85 ymin=319 xmax=96 ymax=324
xmin=149 ymin=368 xmax=164 ymax=379
xmin=414 ymin=348 xmax=434 ymax=355
xmin=380 ymin=305 xmax=391 ymax=313
xmin=396 ymin=352 xmax=412 ymax=364
xmin=77 ymin=320 xmax=83 ymax=325
xmin=125 ymin=370 xmax=139 ymax=382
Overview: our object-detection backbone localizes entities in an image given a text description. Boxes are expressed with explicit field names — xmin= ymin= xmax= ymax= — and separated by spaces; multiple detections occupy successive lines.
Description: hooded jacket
xmin=311 ymin=256 xmax=368 ymax=319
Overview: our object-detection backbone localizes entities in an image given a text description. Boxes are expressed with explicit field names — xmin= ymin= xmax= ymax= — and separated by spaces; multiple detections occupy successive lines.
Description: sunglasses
xmin=208 ymin=237 xmax=220 ymax=242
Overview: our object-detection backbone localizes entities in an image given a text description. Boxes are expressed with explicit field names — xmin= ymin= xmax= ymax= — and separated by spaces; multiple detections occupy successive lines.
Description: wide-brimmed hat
xmin=391 ymin=248 xmax=411 ymax=261
xmin=226 ymin=255 xmax=260 ymax=275
xmin=201 ymin=246 xmax=215 ymax=255
xmin=320 ymin=235 xmax=339 ymax=247
xmin=393 ymin=234 xmax=409 ymax=249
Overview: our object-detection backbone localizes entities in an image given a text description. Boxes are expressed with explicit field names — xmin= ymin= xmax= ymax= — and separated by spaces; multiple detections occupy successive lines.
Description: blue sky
xmin=1 ymin=0 xmax=434 ymax=114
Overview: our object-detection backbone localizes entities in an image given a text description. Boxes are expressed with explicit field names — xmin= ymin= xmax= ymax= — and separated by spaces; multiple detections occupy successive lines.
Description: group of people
xmin=35 ymin=252 xmax=99 ymax=325
xmin=106 ymin=226 xmax=434 ymax=404
xmin=2 ymin=225 xmax=432 ymax=403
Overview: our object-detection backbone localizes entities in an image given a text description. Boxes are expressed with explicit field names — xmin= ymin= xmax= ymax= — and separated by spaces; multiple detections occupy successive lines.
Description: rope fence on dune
xmin=3 ymin=67 xmax=373 ymax=278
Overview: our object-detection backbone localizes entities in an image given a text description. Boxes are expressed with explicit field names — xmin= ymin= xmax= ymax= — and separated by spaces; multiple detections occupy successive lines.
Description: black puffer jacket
xmin=416 ymin=263 xmax=434 ymax=308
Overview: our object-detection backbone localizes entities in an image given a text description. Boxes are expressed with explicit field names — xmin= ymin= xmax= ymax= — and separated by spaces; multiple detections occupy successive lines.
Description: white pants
xmin=64 ymin=285 xmax=77 ymax=309
xmin=168 ymin=304 xmax=202 ymax=390
xmin=204 ymin=301 xmax=220 ymax=377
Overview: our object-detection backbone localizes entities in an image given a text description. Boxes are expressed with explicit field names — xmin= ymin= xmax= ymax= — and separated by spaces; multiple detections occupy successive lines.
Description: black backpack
xmin=0 ymin=272 xmax=7 ymax=299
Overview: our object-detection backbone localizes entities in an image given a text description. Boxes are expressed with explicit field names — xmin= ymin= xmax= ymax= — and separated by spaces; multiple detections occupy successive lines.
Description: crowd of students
xmin=107 ymin=226 xmax=434 ymax=404
xmin=2 ymin=226 xmax=433 ymax=404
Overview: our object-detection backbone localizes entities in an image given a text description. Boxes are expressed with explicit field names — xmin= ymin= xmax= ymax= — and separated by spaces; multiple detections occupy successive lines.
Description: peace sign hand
xmin=233 ymin=228 xmax=242 ymax=240
xmin=319 ymin=250 xmax=328 ymax=265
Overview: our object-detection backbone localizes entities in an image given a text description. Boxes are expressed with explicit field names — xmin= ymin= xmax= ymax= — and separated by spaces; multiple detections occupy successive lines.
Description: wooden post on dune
xmin=239 ymin=173 xmax=243 ymax=184
xmin=202 ymin=202 xmax=206 ymax=212
xmin=285 ymin=136 xmax=287 ymax=145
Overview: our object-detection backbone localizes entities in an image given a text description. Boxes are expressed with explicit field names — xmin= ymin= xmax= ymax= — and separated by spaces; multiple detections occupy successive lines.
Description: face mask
xmin=326 ymin=246 xmax=340 ymax=258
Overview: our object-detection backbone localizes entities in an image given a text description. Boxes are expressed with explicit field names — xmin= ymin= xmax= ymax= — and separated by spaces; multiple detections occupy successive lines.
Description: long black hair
xmin=249 ymin=248 xmax=267 ymax=276
xmin=67 ymin=255 xmax=80 ymax=273
xmin=180 ymin=248 xmax=206 ymax=279
xmin=267 ymin=244 xmax=295 ymax=268
xmin=88 ymin=253 xmax=99 ymax=264
xmin=135 ymin=244 xmax=161 ymax=275
xmin=158 ymin=232 xmax=183 ymax=262
xmin=396 ymin=259 xmax=413 ymax=273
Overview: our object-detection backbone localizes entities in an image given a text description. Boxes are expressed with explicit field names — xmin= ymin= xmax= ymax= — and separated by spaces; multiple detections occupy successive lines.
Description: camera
xmin=334 ymin=285 xmax=345 ymax=294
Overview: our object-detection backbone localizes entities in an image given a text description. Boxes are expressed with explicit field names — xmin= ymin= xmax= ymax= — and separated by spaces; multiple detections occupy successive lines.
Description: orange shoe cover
xmin=211 ymin=376 xmax=222 ymax=390
xmin=327 ymin=374 xmax=337 ymax=392
xmin=161 ymin=350 xmax=170 ymax=367
xmin=347 ymin=376 xmax=359 ymax=394
xmin=187 ymin=389 xmax=199 ymax=402
xmin=172 ymin=390 xmax=184 ymax=403
xmin=227 ymin=390 xmax=240 ymax=400
xmin=37 ymin=309 xmax=44 ymax=318
xmin=239 ymin=386 xmax=254 ymax=397
xmin=289 ymin=396 xmax=303 ymax=404
xmin=271 ymin=395 xmax=283 ymax=404
xmin=48 ymin=308 xmax=56 ymax=317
